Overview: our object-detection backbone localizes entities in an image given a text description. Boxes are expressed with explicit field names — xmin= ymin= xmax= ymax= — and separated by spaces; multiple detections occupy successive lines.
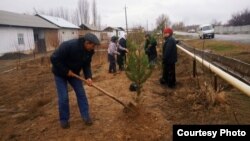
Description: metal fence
xmin=179 ymin=42 xmax=250 ymax=85
xmin=214 ymin=25 xmax=250 ymax=34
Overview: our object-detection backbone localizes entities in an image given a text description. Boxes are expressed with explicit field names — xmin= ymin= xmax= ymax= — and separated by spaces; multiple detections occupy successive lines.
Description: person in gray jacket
xmin=108 ymin=36 xmax=128 ymax=73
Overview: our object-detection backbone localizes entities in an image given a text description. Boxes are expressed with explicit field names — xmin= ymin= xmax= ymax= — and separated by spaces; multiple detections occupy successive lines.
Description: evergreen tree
xmin=126 ymin=34 xmax=152 ymax=103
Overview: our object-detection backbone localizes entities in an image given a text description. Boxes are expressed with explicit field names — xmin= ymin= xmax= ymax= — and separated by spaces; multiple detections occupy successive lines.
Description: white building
xmin=103 ymin=27 xmax=126 ymax=38
xmin=36 ymin=14 xmax=80 ymax=43
xmin=0 ymin=10 xmax=58 ymax=55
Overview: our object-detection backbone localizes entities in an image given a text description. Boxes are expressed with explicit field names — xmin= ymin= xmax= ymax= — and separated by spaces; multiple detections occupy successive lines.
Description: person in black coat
xmin=117 ymin=33 xmax=128 ymax=71
xmin=160 ymin=28 xmax=177 ymax=88
xmin=144 ymin=34 xmax=157 ymax=65
xmin=50 ymin=33 xmax=100 ymax=128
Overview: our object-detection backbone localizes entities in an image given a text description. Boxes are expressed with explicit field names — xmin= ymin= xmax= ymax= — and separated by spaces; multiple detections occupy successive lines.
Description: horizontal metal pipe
xmin=177 ymin=44 xmax=250 ymax=96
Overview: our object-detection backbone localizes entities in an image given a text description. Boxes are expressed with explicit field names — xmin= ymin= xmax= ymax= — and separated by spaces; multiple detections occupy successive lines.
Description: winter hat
xmin=111 ymin=36 xmax=118 ymax=42
xmin=119 ymin=32 xmax=127 ymax=40
xmin=84 ymin=33 xmax=100 ymax=45
xmin=163 ymin=27 xmax=173 ymax=35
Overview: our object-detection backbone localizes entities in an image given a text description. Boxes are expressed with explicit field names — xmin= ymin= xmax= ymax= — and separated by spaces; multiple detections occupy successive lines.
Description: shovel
xmin=72 ymin=74 xmax=136 ymax=113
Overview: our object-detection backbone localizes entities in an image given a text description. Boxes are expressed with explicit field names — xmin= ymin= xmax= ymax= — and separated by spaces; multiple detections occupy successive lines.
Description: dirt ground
xmin=0 ymin=48 xmax=250 ymax=141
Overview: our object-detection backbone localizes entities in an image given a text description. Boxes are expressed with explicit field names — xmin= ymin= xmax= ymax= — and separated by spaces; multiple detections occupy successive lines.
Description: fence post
xmin=193 ymin=59 xmax=196 ymax=77
xmin=214 ymin=74 xmax=218 ymax=91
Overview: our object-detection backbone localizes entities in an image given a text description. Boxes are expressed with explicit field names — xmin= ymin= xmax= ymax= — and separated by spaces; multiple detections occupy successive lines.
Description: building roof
xmin=36 ymin=14 xmax=79 ymax=29
xmin=103 ymin=26 xmax=125 ymax=32
xmin=79 ymin=23 xmax=100 ymax=31
xmin=0 ymin=10 xmax=58 ymax=29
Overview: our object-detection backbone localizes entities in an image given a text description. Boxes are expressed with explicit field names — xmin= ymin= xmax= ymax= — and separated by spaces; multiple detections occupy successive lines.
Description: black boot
xmin=60 ymin=121 xmax=70 ymax=129
xmin=160 ymin=78 xmax=166 ymax=85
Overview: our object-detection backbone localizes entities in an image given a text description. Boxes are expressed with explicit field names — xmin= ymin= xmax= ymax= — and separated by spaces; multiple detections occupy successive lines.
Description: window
xmin=202 ymin=26 xmax=212 ymax=31
xmin=17 ymin=33 xmax=24 ymax=45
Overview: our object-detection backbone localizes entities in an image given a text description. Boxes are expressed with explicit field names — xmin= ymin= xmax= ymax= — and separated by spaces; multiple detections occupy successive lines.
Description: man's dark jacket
xmin=162 ymin=36 xmax=177 ymax=64
xmin=144 ymin=37 xmax=157 ymax=56
xmin=118 ymin=38 xmax=127 ymax=55
xmin=50 ymin=38 xmax=94 ymax=79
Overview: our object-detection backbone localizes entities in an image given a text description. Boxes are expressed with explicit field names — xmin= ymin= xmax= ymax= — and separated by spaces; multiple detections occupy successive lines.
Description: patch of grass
xmin=185 ymin=39 xmax=249 ymax=54
xmin=173 ymin=34 xmax=194 ymax=40
xmin=206 ymin=43 xmax=236 ymax=52
xmin=184 ymin=39 xmax=250 ymax=63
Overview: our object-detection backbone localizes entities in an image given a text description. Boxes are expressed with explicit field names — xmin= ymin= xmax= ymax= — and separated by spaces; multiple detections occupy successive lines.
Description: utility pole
xmin=125 ymin=5 xmax=128 ymax=34
xmin=147 ymin=20 xmax=148 ymax=32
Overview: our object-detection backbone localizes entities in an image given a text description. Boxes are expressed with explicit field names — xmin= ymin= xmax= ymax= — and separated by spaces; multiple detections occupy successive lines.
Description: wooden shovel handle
xmin=72 ymin=74 xmax=128 ymax=108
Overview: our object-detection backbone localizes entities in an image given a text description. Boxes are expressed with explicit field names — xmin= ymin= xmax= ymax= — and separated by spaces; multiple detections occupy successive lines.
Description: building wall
xmin=105 ymin=30 xmax=126 ymax=39
xmin=106 ymin=31 xmax=116 ymax=38
xmin=0 ymin=27 xmax=34 ymax=55
xmin=117 ymin=30 xmax=126 ymax=37
xmin=44 ymin=29 xmax=59 ymax=51
xmin=59 ymin=29 xmax=79 ymax=43
xmin=214 ymin=25 xmax=250 ymax=34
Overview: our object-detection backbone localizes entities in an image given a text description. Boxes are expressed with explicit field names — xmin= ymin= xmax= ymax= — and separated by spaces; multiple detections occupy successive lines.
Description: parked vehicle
xmin=187 ymin=29 xmax=196 ymax=33
xmin=198 ymin=24 xmax=215 ymax=39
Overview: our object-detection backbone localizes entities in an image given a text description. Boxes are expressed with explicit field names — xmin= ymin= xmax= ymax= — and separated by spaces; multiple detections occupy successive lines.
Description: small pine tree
xmin=125 ymin=35 xmax=152 ymax=104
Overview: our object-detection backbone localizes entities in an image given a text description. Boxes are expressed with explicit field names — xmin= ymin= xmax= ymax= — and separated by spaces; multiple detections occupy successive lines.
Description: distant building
xmin=79 ymin=23 xmax=102 ymax=41
xmin=36 ymin=14 xmax=80 ymax=51
xmin=103 ymin=27 xmax=126 ymax=38
xmin=0 ymin=10 xmax=58 ymax=55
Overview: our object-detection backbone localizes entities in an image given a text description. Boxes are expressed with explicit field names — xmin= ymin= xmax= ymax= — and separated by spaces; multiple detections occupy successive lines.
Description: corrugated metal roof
xmin=0 ymin=10 xmax=58 ymax=29
xmin=37 ymin=14 xmax=79 ymax=29
xmin=80 ymin=23 xmax=100 ymax=31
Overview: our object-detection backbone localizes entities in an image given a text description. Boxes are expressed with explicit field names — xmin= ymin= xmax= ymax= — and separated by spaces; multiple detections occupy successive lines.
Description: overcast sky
xmin=1 ymin=0 xmax=250 ymax=30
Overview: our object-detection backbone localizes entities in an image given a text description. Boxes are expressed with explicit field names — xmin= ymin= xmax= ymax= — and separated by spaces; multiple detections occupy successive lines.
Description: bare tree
xmin=78 ymin=0 xmax=90 ymax=24
xmin=83 ymin=0 xmax=90 ymax=24
xmin=92 ymin=0 xmax=97 ymax=26
xmin=211 ymin=19 xmax=222 ymax=26
xmin=59 ymin=7 xmax=70 ymax=21
xmin=228 ymin=8 xmax=250 ymax=26
xmin=71 ymin=9 xmax=80 ymax=26
xmin=172 ymin=22 xmax=185 ymax=31
xmin=155 ymin=14 xmax=171 ymax=32
xmin=36 ymin=7 xmax=70 ymax=22
xmin=33 ymin=0 xmax=95 ymax=26
xmin=78 ymin=0 xmax=84 ymax=23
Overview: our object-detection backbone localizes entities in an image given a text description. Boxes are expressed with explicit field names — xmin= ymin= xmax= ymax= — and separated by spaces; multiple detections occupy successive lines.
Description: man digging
xmin=50 ymin=33 xmax=100 ymax=129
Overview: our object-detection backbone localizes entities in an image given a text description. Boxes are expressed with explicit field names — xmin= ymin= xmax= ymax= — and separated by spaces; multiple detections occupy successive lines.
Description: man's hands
xmin=125 ymin=48 xmax=129 ymax=53
xmin=67 ymin=70 xmax=76 ymax=77
xmin=86 ymin=78 xmax=93 ymax=86
xmin=68 ymin=70 xmax=93 ymax=86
